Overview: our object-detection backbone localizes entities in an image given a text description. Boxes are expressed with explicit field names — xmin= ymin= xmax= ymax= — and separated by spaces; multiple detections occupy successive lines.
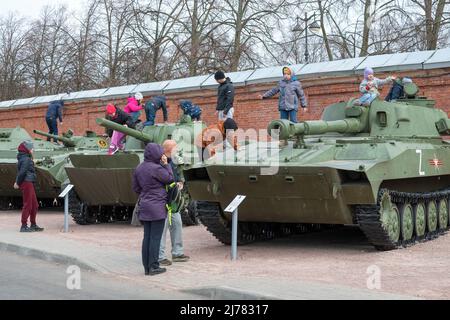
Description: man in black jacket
xmin=215 ymin=71 xmax=235 ymax=121
xmin=14 ymin=141 xmax=44 ymax=233
xmin=45 ymin=100 xmax=64 ymax=143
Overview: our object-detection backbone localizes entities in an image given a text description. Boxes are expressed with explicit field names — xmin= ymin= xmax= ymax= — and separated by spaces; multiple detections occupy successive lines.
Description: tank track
xmin=0 ymin=197 xmax=22 ymax=210
xmin=180 ymin=201 xmax=200 ymax=226
xmin=69 ymin=191 xmax=97 ymax=225
xmin=196 ymin=201 xmax=333 ymax=245
xmin=356 ymin=188 xmax=450 ymax=251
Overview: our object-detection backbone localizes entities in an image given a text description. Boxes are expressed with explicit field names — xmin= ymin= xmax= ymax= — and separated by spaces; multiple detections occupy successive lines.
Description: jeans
xmin=280 ymin=110 xmax=298 ymax=123
xmin=20 ymin=182 xmax=38 ymax=226
xmin=142 ymin=219 xmax=165 ymax=271
xmin=144 ymin=105 xmax=156 ymax=126
xmin=130 ymin=111 xmax=141 ymax=123
xmin=218 ymin=108 xmax=234 ymax=121
xmin=159 ymin=212 xmax=184 ymax=260
xmin=45 ymin=117 xmax=58 ymax=142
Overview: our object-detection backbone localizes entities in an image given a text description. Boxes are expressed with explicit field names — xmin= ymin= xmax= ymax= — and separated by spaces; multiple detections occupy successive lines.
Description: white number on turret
xmin=416 ymin=150 xmax=426 ymax=176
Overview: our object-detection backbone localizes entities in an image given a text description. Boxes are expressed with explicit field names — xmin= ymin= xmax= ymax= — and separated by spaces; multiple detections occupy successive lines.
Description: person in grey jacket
xmin=260 ymin=66 xmax=308 ymax=123
xmin=14 ymin=141 xmax=44 ymax=233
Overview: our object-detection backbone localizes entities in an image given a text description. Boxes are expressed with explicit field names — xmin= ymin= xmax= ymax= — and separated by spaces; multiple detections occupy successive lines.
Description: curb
xmin=182 ymin=286 xmax=280 ymax=300
xmin=0 ymin=242 xmax=96 ymax=272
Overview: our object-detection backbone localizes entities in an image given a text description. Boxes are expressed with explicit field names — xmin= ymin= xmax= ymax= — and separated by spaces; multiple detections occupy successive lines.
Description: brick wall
xmin=1 ymin=68 xmax=450 ymax=137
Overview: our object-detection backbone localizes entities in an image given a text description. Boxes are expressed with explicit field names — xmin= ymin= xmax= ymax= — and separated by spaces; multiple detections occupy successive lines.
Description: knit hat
xmin=106 ymin=104 xmax=116 ymax=115
xmin=18 ymin=140 xmax=34 ymax=153
xmin=135 ymin=92 xmax=143 ymax=101
xmin=364 ymin=67 xmax=374 ymax=80
xmin=214 ymin=71 xmax=226 ymax=81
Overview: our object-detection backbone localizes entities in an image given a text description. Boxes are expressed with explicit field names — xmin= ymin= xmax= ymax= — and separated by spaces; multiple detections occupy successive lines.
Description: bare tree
xmin=130 ymin=0 xmax=183 ymax=81
xmin=0 ymin=14 xmax=28 ymax=100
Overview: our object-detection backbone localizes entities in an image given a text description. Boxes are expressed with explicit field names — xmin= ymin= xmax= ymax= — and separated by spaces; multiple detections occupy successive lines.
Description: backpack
xmin=180 ymin=100 xmax=202 ymax=119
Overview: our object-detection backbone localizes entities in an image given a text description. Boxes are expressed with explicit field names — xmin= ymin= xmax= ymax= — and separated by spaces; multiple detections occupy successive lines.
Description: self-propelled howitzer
xmin=64 ymin=118 xmax=206 ymax=225
xmin=184 ymin=87 xmax=450 ymax=250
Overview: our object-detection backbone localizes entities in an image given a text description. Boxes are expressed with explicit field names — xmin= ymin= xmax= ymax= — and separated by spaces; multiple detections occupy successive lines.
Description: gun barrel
xmin=96 ymin=118 xmax=153 ymax=143
xmin=33 ymin=130 xmax=76 ymax=147
xmin=268 ymin=118 xmax=364 ymax=140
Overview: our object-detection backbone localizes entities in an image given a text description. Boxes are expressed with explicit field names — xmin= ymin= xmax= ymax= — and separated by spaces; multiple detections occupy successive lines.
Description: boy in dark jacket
xmin=45 ymin=100 xmax=64 ymax=142
xmin=14 ymin=141 xmax=44 ymax=233
xmin=144 ymin=96 xmax=169 ymax=126
xmin=215 ymin=71 xmax=235 ymax=121
xmin=105 ymin=104 xmax=135 ymax=155
xmin=132 ymin=143 xmax=174 ymax=276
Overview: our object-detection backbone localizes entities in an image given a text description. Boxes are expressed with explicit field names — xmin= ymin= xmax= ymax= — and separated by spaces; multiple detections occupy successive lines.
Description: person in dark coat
xmin=215 ymin=71 xmax=235 ymax=121
xmin=14 ymin=141 xmax=44 ymax=233
xmin=132 ymin=143 xmax=174 ymax=276
xmin=105 ymin=104 xmax=135 ymax=155
xmin=144 ymin=96 xmax=169 ymax=126
xmin=45 ymin=100 xmax=64 ymax=142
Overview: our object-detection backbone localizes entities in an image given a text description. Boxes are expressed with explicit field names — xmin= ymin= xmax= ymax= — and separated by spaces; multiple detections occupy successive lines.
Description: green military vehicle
xmin=64 ymin=117 xmax=205 ymax=225
xmin=0 ymin=127 xmax=109 ymax=209
xmin=184 ymin=83 xmax=450 ymax=250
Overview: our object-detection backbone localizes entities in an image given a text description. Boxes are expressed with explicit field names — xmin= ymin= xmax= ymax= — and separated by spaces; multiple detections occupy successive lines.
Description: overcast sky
xmin=1 ymin=0 xmax=83 ymax=18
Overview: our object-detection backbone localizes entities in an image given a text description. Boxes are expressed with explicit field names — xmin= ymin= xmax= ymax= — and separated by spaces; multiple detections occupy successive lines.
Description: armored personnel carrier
xmin=64 ymin=118 xmax=205 ymax=225
xmin=0 ymin=127 xmax=108 ymax=209
xmin=184 ymin=83 xmax=450 ymax=250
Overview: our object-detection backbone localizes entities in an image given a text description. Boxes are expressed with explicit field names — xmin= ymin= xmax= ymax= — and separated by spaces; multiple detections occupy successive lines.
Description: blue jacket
xmin=46 ymin=100 xmax=64 ymax=122
xmin=145 ymin=96 xmax=168 ymax=121
xmin=263 ymin=67 xmax=307 ymax=111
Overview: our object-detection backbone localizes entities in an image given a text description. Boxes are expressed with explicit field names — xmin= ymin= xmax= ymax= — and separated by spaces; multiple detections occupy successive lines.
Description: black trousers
xmin=142 ymin=219 xmax=165 ymax=271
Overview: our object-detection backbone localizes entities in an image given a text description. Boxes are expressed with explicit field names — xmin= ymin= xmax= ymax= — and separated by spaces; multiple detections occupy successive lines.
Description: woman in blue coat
xmin=132 ymin=143 xmax=174 ymax=276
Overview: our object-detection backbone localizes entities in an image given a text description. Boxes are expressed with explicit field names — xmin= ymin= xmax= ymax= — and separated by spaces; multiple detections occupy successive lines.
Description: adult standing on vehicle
xmin=132 ymin=143 xmax=174 ymax=276
xmin=45 ymin=100 xmax=64 ymax=143
xmin=14 ymin=141 xmax=44 ymax=233
xmin=215 ymin=71 xmax=235 ymax=121
xmin=260 ymin=67 xmax=308 ymax=123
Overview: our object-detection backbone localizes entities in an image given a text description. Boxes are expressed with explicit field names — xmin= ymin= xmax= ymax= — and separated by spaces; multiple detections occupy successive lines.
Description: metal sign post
xmin=59 ymin=184 xmax=74 ymax=233
xmin=224 ymin=195 xmax=246 ymax=261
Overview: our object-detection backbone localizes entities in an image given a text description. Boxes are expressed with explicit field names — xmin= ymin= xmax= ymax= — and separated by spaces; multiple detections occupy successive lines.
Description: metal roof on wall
xmin=64 ymin=89 xmax=108 ymax=101
xmin=1 ymin=47 xmax=449 ymax=108
xmin=164 ymin=75 xmax=210 ymax=93
xmin=298 ymin=57 xmax=366 ymax=78
xmin=0 ymin=100 xmax=16 ymax=108
xmin=11 ymin=97 xmax=37 ymax=107
xmin=201 ymin=70 xmax=256 ymax=88
xmin=31 ymin=93 xmax=67 ymax=105
xmin=134 ymin=80 xmax=171 ymax=95
xmin=101 ymin=84 xmax=139 ymax=98
xmin=246 ymin=64 xmax=304 ymax=85
xmin=355 ymin=51 xmax=436 ymax=73
xmin=423 ymin=48 xmax=450 ymax=69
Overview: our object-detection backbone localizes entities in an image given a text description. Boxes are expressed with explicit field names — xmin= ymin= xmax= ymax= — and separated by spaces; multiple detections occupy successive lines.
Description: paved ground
xmin=0 ymin=251 xmax=200 ymax=300
xmin=2 ymin=210 xmax=448 ymax=299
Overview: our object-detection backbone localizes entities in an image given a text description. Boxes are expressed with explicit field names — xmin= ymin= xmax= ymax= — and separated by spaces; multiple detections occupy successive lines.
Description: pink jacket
xmin=124 ymin=97 xmax=143 ymax=114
